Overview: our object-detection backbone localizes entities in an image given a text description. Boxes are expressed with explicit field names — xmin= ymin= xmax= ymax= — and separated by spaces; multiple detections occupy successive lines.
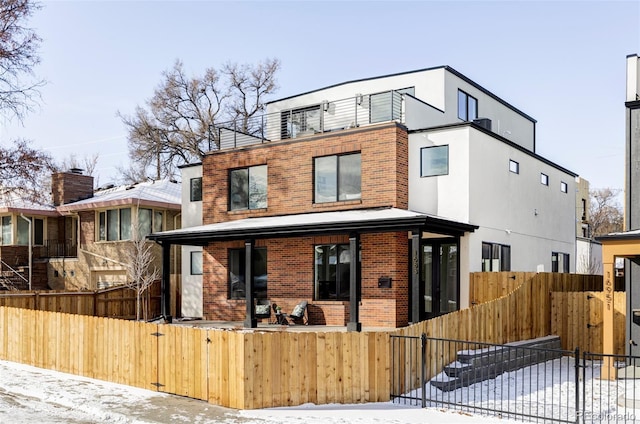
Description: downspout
xmin=19 ymin=214 xmax=32 ymax=291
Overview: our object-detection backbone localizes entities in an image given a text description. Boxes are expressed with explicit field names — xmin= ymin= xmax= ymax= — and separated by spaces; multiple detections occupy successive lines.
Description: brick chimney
xmin=51 ymin=169 xmax=94 ymax=206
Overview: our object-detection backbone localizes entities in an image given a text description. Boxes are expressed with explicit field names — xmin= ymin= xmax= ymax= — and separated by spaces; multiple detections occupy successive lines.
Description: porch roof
xmin=147 ymin=207 xmax=477 ymax=245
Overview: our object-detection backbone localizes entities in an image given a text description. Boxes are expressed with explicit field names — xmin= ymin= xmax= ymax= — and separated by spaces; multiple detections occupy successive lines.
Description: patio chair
xmin=288 ymin=300 xmax=308 ymax=325
xmin=272 ymin=302 xmax=289 ymax=325
xmin=255 ymin=299 xmax=271 ymax=322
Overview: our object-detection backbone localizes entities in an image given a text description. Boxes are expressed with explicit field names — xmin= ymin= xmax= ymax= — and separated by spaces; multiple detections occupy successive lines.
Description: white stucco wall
xmin=409 ymin=126 xmax=577 ymax=278
xmin=627 ymin=54 xmax=639 ymax=102
xmin=180 ymin=164 xmax=203 ymax=318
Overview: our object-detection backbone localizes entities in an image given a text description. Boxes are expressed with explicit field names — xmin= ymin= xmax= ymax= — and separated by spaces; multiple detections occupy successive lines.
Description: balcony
xmin=211 ymin=90 xmax=407 ymax=151
xmin=38 ymin=239 xmax=77 ymax=259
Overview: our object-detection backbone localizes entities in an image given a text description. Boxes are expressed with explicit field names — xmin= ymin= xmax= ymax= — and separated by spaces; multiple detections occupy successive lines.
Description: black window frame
xmin=228 ymin=247 xmax=267 ymax=300
xmin=190 ymin=177 xmax=202 ymax=202
xmin=190 ymin=251 xmax=203 ymax=275
xmin=457 ymin=89 xmax=478 ymax=121
xmin=420 ymin=145 xmax=449 ymax=177
xmin=509 ymin=160 xmax=520 ymax=174
xmin=481 ymin=242 xmax=511 ymax=272
xmin=540 ymin=173 xmax=549 ymax=186
xmin=314 ymin=243 xmax=352 ymax=301
xmin=229 ymin=164 xmax=268 ymax=211
xmin=561 ymin=181 xmax=568 ymax=193
xmin=313 ymin=152 xmax=362 ymax=203
xmin=552 ymin=252 xmax=570 ymax=273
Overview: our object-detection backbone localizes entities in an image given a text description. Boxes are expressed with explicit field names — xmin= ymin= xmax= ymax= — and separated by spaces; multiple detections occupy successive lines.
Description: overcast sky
xmin=0 ymin=0 xmax=638 ymax=192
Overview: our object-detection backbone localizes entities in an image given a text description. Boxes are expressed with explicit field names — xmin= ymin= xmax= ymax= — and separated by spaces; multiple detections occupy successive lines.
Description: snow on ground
xmin=0 ymin=357 xmax=638 ymax=423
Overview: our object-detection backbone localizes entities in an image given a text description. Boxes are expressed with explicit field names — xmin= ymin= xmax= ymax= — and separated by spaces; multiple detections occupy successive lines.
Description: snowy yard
xmin=0 ymin=357 xmax=639 ymax=423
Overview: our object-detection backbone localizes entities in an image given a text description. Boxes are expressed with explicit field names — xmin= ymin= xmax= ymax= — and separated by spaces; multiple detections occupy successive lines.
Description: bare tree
xmin=56 ymin=153 xmax=99 ymax=176
xmin=119 ymin=58 xmax=280 ymax=180
xmin=0 ymin=0 xmax=44 ymax=121
xmin=125 ymin=226 xmax=160 ymax=321
xmin=0 ymin=138 xmax=53 ymax=202
xmin=589 ymin=188 xmax=624 ymax=237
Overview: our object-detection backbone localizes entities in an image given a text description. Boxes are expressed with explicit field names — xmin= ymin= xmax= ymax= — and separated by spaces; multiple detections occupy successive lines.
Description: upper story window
xmin=190 ymin=177 xmax=202 ymax=202
xmin=482 ymin=242 xmax=511 ymax=272
xmin=17 ymin=217 xmax=44 ymax=246
xmin=509 ymin=160 xmax=519 ymax=174
xmin=421 ymin=145 xmax=449 ymax=177
xmin=281 ymin=106 xmax=321 ymax=139
xmin=138 ymin=208 xmax=163 ymax=237
xmin=98 ymin=208 xmax=132 ymax=241
xmin=229 ymin=165 xmax=268 ymax=211
xmin=540 ymin=173 xmax=549 ymax=186
xmin=552 ymin=252 xmax=570 ymax=273
xmin=458 ymin=89 xmax=478 ymax=121
xmin=1 ymin=216 xmax=10 ymax=244
xmin=314 ymin=153 xmax=361 ymax=203
xmin=561 ymin=182 xmax=568 ymax=194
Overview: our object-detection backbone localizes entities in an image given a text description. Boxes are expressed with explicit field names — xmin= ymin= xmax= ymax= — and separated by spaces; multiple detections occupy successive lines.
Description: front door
xmin=421 ymin=239 xmax=459 ymax=320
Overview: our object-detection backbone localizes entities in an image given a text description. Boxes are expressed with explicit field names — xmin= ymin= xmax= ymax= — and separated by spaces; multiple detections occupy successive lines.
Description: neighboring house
xmin=575 ymin=176 xmax=602 ymax=275
xmin=0 ymin=169 xmax=182 ymax=293
xmin=151 ymin=65 xmax=580 ymax=329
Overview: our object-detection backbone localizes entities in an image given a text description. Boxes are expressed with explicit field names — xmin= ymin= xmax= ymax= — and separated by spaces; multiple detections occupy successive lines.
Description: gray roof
xmin=58 ymin=179 xmax=181 ymax=212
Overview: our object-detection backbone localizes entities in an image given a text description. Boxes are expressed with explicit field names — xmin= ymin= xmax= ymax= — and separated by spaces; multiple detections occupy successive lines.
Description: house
xmin=150 ymin=65 xmax=580 ymax=329
xmin=0 ymin=169 xmax=182 ymax=296
xmin=598 ymin=53 xmax=640 ymax=365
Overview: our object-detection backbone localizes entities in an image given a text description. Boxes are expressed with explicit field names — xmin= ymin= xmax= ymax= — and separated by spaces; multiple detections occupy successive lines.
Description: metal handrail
xmin=209 ymin=90 xmax=406 ymax=151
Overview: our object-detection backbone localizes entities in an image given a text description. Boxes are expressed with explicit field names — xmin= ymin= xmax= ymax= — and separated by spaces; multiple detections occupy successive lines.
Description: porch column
xmin=347 ymin=232 xmax=361 ymax=332
xmin=602 ymin=246 xmax=616 ymax=380
xmin=410 ymin=230 xmax=421 ymax=324
xmin=161 ymin=241 xmax=172 ymax=323
xmin=244 ymin=238 xmax=257 ymax=328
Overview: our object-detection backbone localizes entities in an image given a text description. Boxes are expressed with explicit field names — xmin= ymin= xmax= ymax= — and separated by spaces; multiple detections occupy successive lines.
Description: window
xmin=509 ymin=160 xmax=519 ymax=174
xmin=315 ymin=244 xmax=351 ymax=300
xmin=1 ymin=216 xmax=10 ymax=245
xmin=552 ymin=252 xmax=570 ymax=273
xmin=540 ymin=173 xmax=549 ymax=186
xmin=190 ymin=177 xmax=202 ymax=202
xmin=281 ymin=106 xmax=321 ymax=139
xmin=16 ymin=217 xmax=44 ymax=246
xmin=561 ymin=182 xmax=568 ymax=193
xmin=138 ymin=208 xmax=163 ymax=237
xmin=458 ymin=90 xmax=478 ymax=121
xmin=421 ymin=145 xmax=449 ymax=177
xmin=190 ymin=251 xmax=203 ymax=275
xmin=229 ymin=165 xmax=267 ymax=210
xmin=314 ymin=153 xmax=361 ymax=203
xmin=228 ymin=247 xmax=267 ymax=299
xmin=482 ymin=242 xmax=511 ymax=271
xmin=98 ymin=208 xmax=132 ymax=241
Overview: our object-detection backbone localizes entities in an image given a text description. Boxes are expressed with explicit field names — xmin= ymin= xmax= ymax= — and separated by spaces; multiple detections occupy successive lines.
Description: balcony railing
xmin=41 ymin=239 xmax=77 ymax=258
xmin=210 ymin=90 xmax=406 ymax=151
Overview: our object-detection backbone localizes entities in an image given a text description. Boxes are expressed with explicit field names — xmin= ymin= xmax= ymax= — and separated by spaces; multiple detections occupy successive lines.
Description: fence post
xmin=421 ymin=333 xmax=426 ymax=408
xmin=574 ymin=347 xmax=580 ymax=424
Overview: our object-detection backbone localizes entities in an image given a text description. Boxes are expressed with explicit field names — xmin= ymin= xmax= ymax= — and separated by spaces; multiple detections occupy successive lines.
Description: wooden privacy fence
xmin=551 ymin=291 xmax=626 ymax=354
xmin=0 ymin=272 xmax=616 ymax=410
xmin=0 ymin=283 xmax=163 ymax=319
xmin=0 ymin=306 xmax=391 ymax=409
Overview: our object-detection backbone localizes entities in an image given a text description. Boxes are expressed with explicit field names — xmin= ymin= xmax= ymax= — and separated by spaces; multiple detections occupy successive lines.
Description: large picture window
xmin=314 ymin=153 xmax=361 ymax=203
xmin=421 ymin=145 xmax=449 ymax=177
xmin=314 ymin=244 xmax=351 ymax=300
xmin=99 ymin=208 xmax=132 ymax=241
xmin=482 ymin=242 xmax=511 ymax=271
xmin=230 ymin=165 xmax=267 ymax=210
xmin=228 ymin=247 xmax=267 ymax=299
xmin=458 ymin=89 xmax=478 ymax=121
xmin=16 ymin=217 xmax=44 ymax=246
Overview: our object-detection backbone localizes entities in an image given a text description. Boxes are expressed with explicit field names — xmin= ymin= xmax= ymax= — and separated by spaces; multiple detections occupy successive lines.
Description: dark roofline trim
xmin=596 ymin=232 xmax=640 ymax=242
xmin=626 ymin=100 xmax=640 ymax=109
xmin=410 ymin=122 xmax=578 ymax=178
xmin=268 ymin=66 xmax=536 ymax=124
xmin=178 ymin=162 xmax=203 ymax=169
xmin=148 ymin=213 xmax=478 ymax=245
